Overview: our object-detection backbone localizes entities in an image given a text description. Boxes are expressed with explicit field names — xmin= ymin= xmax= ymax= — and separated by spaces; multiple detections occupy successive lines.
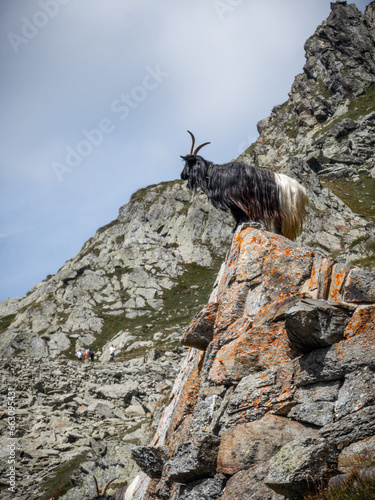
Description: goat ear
xmin=180 ymin=155 xmax=195 ymax=164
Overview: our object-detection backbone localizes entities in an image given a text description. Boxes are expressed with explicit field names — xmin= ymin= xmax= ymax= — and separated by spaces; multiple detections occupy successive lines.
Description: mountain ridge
xmin=1 ymin=2 xmax=375 ymax=499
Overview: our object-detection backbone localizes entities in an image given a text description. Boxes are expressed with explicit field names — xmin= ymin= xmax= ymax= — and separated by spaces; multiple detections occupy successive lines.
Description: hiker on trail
xmin=89 ymin=348 xmax=95 ymax=361
xmin=85 ymin=348 xmax=90 ymax=362
xmin=76 ymin=349 xmax=83 ymax=361
xmin=109 ymin=345 xmax=115 ymax=361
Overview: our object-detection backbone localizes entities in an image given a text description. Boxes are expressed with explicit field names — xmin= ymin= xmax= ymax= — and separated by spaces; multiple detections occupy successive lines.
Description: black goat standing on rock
xmin=180 ymin=131 xmax=309 ymax=240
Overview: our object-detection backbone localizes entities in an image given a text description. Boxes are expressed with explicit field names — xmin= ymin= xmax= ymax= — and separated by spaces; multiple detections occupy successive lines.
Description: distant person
xmin=76 ymin=349 xmax=83 ymax=361
xmin=109 ymin=345 xmax=115 ymax=361
xmin=85 ymin=348 xmax=90 ymax=362
xmin=89 ymin=348 xmax=95 ymax=361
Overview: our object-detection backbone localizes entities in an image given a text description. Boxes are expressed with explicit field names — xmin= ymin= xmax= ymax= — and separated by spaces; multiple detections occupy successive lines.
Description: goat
xmin=90 ymin=477 xmax=127 ymax=500
xmin=90 ymin=475 xmax=139 ymax=500
xmin=180 ymin=131 xmax=309 ymax=240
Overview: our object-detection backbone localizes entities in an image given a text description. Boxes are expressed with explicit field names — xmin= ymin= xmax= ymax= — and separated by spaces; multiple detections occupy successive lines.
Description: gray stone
xmin=131 ymin=445 xmax=168 ymax=478
xmin=265 ymin=438 xmax=337 ymax=498
xmin=335 ymin=368 xmax=375 ymax=419
xmin=165 ymin=434 xmax=221 ymax=483
xmin=288 ymin=401 xmax=335 ymax=427
xmin=222 ymin=466 xmax=285 ymax=500
xmin=287 ymin=381 xmax=340 ymax=426
xmin=321 ymin=406 xmax=375 ymax=449
xmin=179 ymin=475 xmax=226 ymax=500
xmin=294 ymin=331 xmax=375 ymax=387
xmin=217 ymin=414 xmax=318 ymax=475
xmin=338 ymin=435 xmax=375 ymax=473
xmin=343 ymin=268 xmax=375 ymax=303
xmin=182 ymin=302 xmax=218 ymax=350
xmin=285 ymin=298 xmax=353 ymax=353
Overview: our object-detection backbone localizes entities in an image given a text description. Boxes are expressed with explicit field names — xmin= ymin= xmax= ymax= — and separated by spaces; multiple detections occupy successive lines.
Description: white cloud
xmin=0 ymin=0 xmax=371 ymax=300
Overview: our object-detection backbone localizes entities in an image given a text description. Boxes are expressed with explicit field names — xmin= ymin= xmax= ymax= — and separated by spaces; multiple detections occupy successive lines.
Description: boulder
xmin=182 ymin=302 xmax=218 ymax=350
xmin=265 ymin=438 xmax=337 ymax=498
xmin=285 ymin=298 xmax=354 ymax=353
xmin=216 ymin=414 xmax=318 ymax=474
xmin=178 ymin=475 xmax=226 ymax=500
xmin=131 ymin=445 xmax=168 ymax=479
xmin=164 ymin=434 xmax=221 ymax=483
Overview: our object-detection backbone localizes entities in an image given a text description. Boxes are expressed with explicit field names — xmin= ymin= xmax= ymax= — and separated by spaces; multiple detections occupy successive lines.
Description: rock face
xmin=0 ymin=181 xmax=233 ymax=361
xmin=0 ymin=353 xmax=185 ymax=500
xmin=239 ymin=0 xmax=375 ymax=265
xmin=0 ymin=184 xmax=234 ymax=500
xmin=131 ymin=225 xmax=375 ymax=499
xmin=1 ymin=1 xmax=375 ymax=499
xmin=1 ymin=2 xmax=374 ymax=364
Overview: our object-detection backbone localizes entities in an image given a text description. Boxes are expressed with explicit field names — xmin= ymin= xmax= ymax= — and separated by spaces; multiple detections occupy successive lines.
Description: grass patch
xmin=353 ymin=255 xmax=375 ymax=270
xmin=314 ymin=83 xmax=375 ymax=139
xmin=115 ymin=235 xmax=125 ymax=245
xmin=106 ymin=266 xmax=134 ymax=279
xmin=78 ymin=245 xmax=101 ymax=261
xmin=87 ymin=259 xmax=222 ymax=358
xmin=285 ymin=125 xmax=299 ymax=139
xmin=39 ymin=451 xmax=89 ymax=500
xmin=0 ymin=314 xmax=16 ymax=333
xmin=130 ymin=185 xmax=158 ymax=203
xmin=346 ymin=82 xmax=375 ymax=120
xmin=96 ymin=219 xmax=121 ymax=235
xmin=320 ymin=175 xmax=375 ymax=221
xmin=304 ymin=475 xmax=375 ymax=500
xmin=349 ymin=236 xmax=369 ymax=250
xmin=130 ymin=180 xmax=180 ymax=204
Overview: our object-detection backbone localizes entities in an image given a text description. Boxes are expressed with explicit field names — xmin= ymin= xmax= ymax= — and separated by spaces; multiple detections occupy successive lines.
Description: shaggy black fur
xmin=180 ymin=154 xmax=283 ymax=231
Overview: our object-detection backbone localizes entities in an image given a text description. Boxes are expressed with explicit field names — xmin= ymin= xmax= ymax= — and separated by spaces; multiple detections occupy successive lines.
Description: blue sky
xmin=0 ymin=0 xmax=371 ymax=301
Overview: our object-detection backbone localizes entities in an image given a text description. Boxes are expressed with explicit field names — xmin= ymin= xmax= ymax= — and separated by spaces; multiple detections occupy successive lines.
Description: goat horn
xmin=93 ymin=476 xmax=100 ymax=497
xmin=101 ymin=478 xmax=117 ymax=495
xmin=193 ymin=142 xmax=211 ymax=155
xmin=187 ymin=130 xmax=195 ymax=155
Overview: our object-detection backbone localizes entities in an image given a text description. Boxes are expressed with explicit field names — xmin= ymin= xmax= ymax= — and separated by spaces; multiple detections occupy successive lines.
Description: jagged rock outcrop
xmin=239 ymin=0 xmax=375 ymax=265
xmin=1 ymin=2 xmax=375 ymax=499
xmin=0 ymin=182 xmax=234 ymax=500
xmin=1 ymin=2 xmax=375 ymax=366
xmin=130 ymin=225 xmax=375 ymax=499
xmin=0 ymin=181 xmax=233 ymax=361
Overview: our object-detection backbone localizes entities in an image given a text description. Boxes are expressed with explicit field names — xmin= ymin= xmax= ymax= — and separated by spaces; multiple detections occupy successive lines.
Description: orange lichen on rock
xmin=166 ymin=351 xmax=205 ymax=451
xmin=343 ymin=305 xmax=375 ymax=339
xmin=216 ymin=414 xmax=317 ymax=475
xmin=329 ymin=263 xmax=350 ymax=302
xmin=132 ymin=218 xmax=375 ymax=499
xmin=208 ymin=323 xmax=292 ymax=386
xmin=300 ymin=254 xmax=335 ymax=300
